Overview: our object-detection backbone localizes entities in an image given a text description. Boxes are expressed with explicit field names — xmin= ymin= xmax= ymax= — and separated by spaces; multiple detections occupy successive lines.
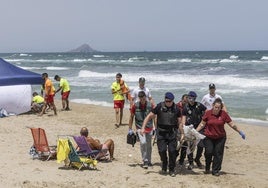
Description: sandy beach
xmin=0 ymin=101 xmax=267 ymax=188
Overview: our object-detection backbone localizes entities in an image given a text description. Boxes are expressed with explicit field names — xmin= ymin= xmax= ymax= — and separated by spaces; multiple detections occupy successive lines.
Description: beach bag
xmin=0 ymin=108 xmax=8 ymax=118
xmin=29 ymin=145 xmax=39 ymax=159
xmin=127 ymin=133 xmax=136 ymax=147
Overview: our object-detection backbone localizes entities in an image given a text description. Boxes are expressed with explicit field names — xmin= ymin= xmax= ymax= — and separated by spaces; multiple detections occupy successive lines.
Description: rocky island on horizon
xmin=67 ymin=43 xmax=98 ymax=53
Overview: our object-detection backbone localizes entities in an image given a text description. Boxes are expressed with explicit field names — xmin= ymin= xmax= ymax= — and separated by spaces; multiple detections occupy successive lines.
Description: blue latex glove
xmin=128 ymin=129 xmax=134 ymax=135
xmin=239 ymin=131 xmax=246 ymax=139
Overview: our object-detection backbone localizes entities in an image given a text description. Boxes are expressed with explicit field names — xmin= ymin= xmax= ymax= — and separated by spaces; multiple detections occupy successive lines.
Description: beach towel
xmin=57 ymin=139 xmax=70 ymax=163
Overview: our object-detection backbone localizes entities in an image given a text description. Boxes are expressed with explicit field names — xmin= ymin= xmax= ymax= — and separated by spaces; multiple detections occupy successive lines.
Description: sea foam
xmin=46 ymin=67 xmax=69 ymax=70
xmin=261 ymin=56 xmax=268 ymax=60
xmin=71 ymin=98 xmax=113 ymax=107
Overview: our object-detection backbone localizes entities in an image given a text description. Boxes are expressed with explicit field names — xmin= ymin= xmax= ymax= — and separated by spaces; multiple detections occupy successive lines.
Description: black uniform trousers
xmin=179 ymin=141 xmax=204 ymax=165
xmin=156 ymin=129 xmax=177 ymax=172
xmin=204 ymin=136 xmax=226 ymax=174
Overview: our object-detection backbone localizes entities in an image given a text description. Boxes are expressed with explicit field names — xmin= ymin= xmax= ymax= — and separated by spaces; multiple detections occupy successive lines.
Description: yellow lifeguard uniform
xmin=111 ymin=81 xmax=125 ymax=100
xmin=60 ymin=78 xmax=70 ymax=92
xmin=33 ymin=95 xmax=44 ymax=104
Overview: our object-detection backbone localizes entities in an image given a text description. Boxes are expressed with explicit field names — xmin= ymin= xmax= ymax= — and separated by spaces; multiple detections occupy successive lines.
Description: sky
xmin=1 ymin=0 xmax=268 ymax=52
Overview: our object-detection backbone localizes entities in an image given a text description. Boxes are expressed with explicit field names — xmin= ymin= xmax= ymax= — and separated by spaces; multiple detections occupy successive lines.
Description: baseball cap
xmin=209 ymin=83 xmax=216 ymax=89
xmin=188 ymin=91 xmax=197 ymax=98
xmin=165 ymin=92 xmax=175 ymax=100
xmin=139 ymin=77 xmax=145 ymax=83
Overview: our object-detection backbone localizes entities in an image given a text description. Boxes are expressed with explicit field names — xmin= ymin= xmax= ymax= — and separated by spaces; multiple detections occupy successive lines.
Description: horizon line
xmin=1 ymin=49 xmax=268 ymax=54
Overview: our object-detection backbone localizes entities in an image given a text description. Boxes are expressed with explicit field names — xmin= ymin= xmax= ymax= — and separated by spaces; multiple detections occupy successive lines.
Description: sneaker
xmin=204 ymin=170 xmax=210 ymax=174
xmin=187 ymin=163 xmax=194 ymax=170
xmin=143 ymin=161 xmax=148 ymax=169
xmin=194 ymin=159 xmax=204 ymax=169
xmin=212 ymin=172 xmax=220 ymax=176
xmin=148 ymin=162 xmax=153 ymax=167
xmin=169 ymin=171 xmax=176 ymax=177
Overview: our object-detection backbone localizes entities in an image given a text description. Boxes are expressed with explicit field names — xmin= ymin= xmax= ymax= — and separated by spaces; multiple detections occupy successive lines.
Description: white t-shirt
xmin=201 ymin=93 xmax=223 ymax=110
xmin=131 ymin=87 xmax=152 ymax=103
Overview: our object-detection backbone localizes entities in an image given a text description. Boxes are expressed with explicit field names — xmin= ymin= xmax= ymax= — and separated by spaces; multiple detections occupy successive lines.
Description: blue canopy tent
xmin=0 ymin=58 xmax=42 ymax=86
xmin=0 ymin=58 xmax=43 ymax=115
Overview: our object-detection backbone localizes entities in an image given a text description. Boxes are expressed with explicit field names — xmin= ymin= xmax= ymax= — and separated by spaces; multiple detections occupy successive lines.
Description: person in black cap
xmin=201 ymin=83 xmax=227 ymax=112
xmin=130 ymin=77 xmax=154 ymax=108
xmin=178 ymin=91 xmax=207 ymax=170
xmin=141 ymin=92 xmax=184 ymax=177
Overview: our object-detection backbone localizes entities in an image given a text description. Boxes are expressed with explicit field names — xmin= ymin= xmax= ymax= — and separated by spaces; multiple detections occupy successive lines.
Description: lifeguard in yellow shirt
xmin=111 ymin=73 xmax=129 ymax=127
xmin=31 ymin=92 xmax=44 ymax=113
xmin=54 ymin=75 xmax=71 ymax=111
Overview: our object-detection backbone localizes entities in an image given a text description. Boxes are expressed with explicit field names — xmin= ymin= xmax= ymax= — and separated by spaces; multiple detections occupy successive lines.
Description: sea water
xmin=1 ymin=51 xmax=268 ymax=126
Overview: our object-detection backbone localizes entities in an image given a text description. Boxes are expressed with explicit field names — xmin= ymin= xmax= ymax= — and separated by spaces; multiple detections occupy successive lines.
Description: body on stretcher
xmin=177 ymin=125 xmax=206 ymax=154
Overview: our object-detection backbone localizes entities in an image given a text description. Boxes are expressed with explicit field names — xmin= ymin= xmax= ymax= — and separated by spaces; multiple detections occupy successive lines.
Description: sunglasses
xmin=188 ymin=97 xmax=196 ymax=101
xmin=165 ymin=99 xmax=172 ymax=103
xmin=139 ymin=95 xmax=145 ymax=98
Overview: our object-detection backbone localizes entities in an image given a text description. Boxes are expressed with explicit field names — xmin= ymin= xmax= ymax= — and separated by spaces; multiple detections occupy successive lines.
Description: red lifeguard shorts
xmin=114 ymin=100 xmax=125 ymax=109
xmin=62 ymin=91 xmax=70 ymax=100
xmin=46 ymin=94 xmax=54 ymax=104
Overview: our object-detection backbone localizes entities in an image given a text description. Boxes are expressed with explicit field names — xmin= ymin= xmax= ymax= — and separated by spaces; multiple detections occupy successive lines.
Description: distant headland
xmin=67 ymin=44 xmax=98 ymax=53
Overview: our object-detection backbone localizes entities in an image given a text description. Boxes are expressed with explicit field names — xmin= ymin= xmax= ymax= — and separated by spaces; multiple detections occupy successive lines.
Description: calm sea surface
xmin=1 ymin=51 xmax=268 ymax=126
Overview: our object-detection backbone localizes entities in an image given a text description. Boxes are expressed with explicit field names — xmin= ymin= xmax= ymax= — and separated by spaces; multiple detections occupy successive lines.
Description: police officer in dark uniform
xmin=178 ymin=91 xmax=206 ymax=170
xmin=141 ymin=92 xmax=184 ymax=177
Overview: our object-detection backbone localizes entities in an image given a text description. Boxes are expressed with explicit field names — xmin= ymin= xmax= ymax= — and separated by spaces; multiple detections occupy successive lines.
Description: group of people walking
xmin=33 ymin=72 xmax=246 ymax=177
xmin=111 ymin=73 xmax=246 ymax=177
xmin=31 ymin=73 xmax=71 ymax=116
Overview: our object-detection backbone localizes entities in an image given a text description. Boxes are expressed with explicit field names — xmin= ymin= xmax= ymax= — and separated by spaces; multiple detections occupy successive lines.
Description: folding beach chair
xmin=56 ymin=137 xmax=97 ymax=170
xmin=73 ymin=136 xmax=109 ymax=160
xmin=29 ymin=127 xmax=56 ymax=160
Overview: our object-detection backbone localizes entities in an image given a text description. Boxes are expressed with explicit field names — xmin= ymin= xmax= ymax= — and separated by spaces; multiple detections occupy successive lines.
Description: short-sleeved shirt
xmin=111 ymin=81 xmax=126 ymax=100
xmin=45 ymin=79 xmax=55 ymax=95
xmin=202 ymin=109 xmax=232 ymax=139
xmin=182 ymin=102 xmax=206 ymax=128
xmin=131 ymin=87 xmax=152 ymax=103
xmin=130 ymin=102 xmax=153 ymax=132
xmin=201 ymin=93 xmax=223 ymax=110
xmin=32 ymin=95 xmax=44 ymax=104
xmin=60 ymin=78 xmax=70 ymax=92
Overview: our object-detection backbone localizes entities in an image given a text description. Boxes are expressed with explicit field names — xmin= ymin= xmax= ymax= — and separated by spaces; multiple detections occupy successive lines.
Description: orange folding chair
xmin=30 ymin=127 xmax=56 ymax=160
